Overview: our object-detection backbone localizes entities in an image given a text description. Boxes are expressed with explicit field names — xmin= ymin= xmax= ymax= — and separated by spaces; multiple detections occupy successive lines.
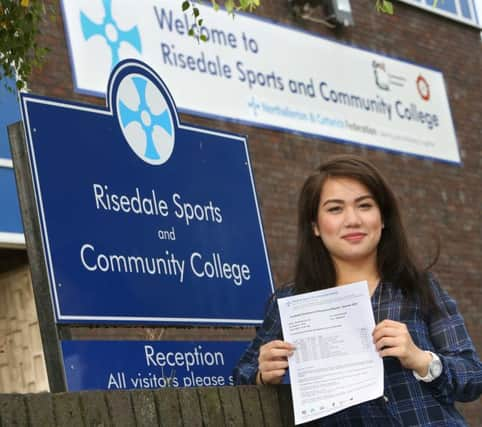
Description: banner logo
xmin=80 ymin=0 xmax=142 ymax=70
xmin=416 ymin=75 xmax=430 ymax=101
xmin=372 ymin=60 xmax=406 ymax=91
xmin=372 ymin=61 xmax=390 ymax=91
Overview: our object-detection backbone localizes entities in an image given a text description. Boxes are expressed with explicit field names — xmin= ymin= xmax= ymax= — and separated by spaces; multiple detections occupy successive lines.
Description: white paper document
xmin=278 ymin=281 xmax=384 ymax=425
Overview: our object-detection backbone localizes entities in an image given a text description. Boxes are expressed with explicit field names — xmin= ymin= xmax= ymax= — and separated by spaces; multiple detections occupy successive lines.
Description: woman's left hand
xmin=372 ymin=319 xmax=432 ymax=375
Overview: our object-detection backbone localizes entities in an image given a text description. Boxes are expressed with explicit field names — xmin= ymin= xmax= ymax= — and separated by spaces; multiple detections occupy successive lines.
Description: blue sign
xmin=0 ymin=73 xmax=21 ymax=160
xmin=0 ymin=168 xmax=23 ymax=234
xmin=62 ymin=340 xmax=249 ymax=391
xmin=20 ymin=60 xmax=273 ymax=325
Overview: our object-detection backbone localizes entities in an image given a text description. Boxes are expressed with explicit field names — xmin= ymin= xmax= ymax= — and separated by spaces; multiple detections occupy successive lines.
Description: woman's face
xmin=313 ymin=177 xmax=383 ymax=267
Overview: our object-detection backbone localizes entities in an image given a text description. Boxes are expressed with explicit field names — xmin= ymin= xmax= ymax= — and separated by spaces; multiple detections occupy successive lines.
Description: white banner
xmin=61 ymin=0 xmax=460 ymax=163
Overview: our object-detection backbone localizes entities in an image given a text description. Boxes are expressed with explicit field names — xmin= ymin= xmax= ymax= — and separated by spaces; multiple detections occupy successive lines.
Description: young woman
xmin=234 ymin=155 xmax=482 ymax=425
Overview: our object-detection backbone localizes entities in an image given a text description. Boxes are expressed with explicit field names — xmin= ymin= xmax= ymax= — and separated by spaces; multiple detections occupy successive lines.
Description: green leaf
xmin=200 ymin=34 xmax=207 ymax=42
xmin=197 ymin=19 xmax=203 ymax=26
xmin=0 ymin=1 xmax=51 ymax=91
xmin=382 ymin=0 xmax=394 ymax=14
xmin=193 ymin=7 xmax=199 ymax=17
xmin=188 ymin=28 xmax=194 ymax=36
xmin=237 ymin=0 xmax=259 ymax=11
xmin=225 ymin=0 xmax=235 ymax=14
xmin=182 ymin=1 xmax=190 ymax=12
xmin=375 ymin=0 xmax=394 ymax=14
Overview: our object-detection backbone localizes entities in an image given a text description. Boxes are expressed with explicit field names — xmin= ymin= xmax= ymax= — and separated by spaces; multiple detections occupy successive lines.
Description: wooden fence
xmin=0 ymin=385 xmax=308 ymax=427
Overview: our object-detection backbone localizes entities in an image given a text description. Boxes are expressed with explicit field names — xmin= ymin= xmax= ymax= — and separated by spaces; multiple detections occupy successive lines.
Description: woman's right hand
xmin=257 ymin=340 xmax=295 ymax=384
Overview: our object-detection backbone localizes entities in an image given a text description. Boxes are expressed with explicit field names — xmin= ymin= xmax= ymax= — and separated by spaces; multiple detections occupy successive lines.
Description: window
xmin=399 ymin=0 xmax=480 ymax=28
xmin=0 ymin=73 xmax=24 ymax=247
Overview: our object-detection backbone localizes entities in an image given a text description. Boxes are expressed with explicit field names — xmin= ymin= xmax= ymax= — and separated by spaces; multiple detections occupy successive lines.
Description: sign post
xmin=8 ymin=122 xmax=67 ymax=392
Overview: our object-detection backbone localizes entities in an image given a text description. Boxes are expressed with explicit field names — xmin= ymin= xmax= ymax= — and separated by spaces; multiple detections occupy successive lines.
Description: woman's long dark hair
xmin=294 ymin=155 xmax=438 ymax=316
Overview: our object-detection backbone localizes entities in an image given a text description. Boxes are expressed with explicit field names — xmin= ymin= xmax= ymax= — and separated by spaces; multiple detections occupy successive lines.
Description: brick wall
xmin=18 ymin=0 xmax=482 ymax=423
xmin=0 ymin=265 xmax=48 ymax=393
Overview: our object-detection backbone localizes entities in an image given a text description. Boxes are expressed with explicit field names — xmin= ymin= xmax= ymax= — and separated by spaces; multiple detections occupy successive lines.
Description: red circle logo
xmin=416 ymin=75 xmax=430 ymax=101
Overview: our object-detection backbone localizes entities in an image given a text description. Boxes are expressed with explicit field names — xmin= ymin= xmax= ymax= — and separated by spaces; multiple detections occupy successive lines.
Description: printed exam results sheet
xmin=278 ymin=281 xmax=383 ymax=425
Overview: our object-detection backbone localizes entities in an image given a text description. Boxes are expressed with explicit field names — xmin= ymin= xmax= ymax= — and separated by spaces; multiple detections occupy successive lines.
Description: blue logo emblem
xmin=80 ymin=0 xmax=142 ymax=70
xmin=116 ymin=73 xmax=174 ymax=165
